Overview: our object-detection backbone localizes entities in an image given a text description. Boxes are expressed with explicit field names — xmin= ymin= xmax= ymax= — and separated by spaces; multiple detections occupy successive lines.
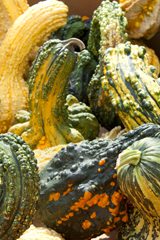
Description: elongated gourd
xmin=38 ymin=123 xmax=160 ymax=240
xmin=0 ymin=0 xmax=29 ymax=44
xmin=0 ymin=133 xmax=39 ymax=240
xmin=102 ymin=41 xmax=160 ymax=130
xmin=0 ymin=0 xmax=68 ymax=133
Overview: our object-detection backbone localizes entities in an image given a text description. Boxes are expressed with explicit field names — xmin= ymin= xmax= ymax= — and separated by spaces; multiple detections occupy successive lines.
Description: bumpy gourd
xmin=87 ymin=0 xmax=127 ymax=129
xmin=119 ymin=0 xmax=160 ymax=39
xmin=0 ymin=0 xmax=68 ymax=133
xmin=116 ymin=137 xmax=160 ymax=218
xmin=102 ymin=41 xmax=160 ymax=130
xmin=118 ymin=205 xmax=160 ymax=239
xmin=38 ymin=123 xmax=160 ymax=240
xmin=9 ymin=38 xmax=99 ymax=149
xmin=0 ymin=133 xmax=39 ymax=240
xmin=0 ymin=0 xmax=28 ymax=44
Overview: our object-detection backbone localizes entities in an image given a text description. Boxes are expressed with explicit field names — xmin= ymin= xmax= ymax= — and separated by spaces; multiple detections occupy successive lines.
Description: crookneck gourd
xmin=0 ymin=0 xmax=68 ymax=133
xmin=119 ymin=0 xmax=160 ymax=39
xmin=87 ymin=0 xmax=128 ymax=129
xmin=118 ymin=204 xmax=160 ymax=240
xmin=0 ymin=0 xmax=28 ymax=44
xmin=102 ymin=41 xmax=160 ymax=130
xmin=0 ymin=133 xmax=39 ymax=240
xmin=37 ymin=123 xmax=160 ymax=240
xmin=9 ymin=38 xmax=99 ymax=149
xmin=116 ymin=137 xmax=160 ymax=218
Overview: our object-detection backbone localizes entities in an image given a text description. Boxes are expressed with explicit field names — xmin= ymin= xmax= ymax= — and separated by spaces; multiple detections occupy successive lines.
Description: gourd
xmin=116 ymin=137 xmax=160 ymax=218
xmin=118 ymin=204 xmax=160 ymax=239
xmin=0 ymin=132 xmax=39 ymax=240
xmin=0 ymin=0 xmax=68 ymax=133
xmin=102 ymin=41 xmax=160 ymax=130
xmin=9 ymin=38 xmax=99 ymax=149
xmin=119 ymin=0 xmax=160 ymax=39
xmin=0 ymin=0 xmax=28 ymax=44
xmin=38 ymin=123 xmax=160 ymax=240
xmin=87 ymin=0 xmax=128 ymax=129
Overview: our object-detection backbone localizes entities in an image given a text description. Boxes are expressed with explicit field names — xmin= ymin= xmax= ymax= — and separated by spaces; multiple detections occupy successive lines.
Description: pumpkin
xmin=0 ymin=133 xmax=39 ymax=240
xmin=9 ymin=38 xmax=99 ymax=149
xmin=119 ymin=0 xmax=160 ymax=39
xmin=0 ymin=0 xmax=68 ymax=133
xmin=37 ymin=123 xmax=160 ymax=240
xmin=0 ymin=0 xmax=28 ymax=44
xmin=102 ymin=41 xmax=160 ymax=130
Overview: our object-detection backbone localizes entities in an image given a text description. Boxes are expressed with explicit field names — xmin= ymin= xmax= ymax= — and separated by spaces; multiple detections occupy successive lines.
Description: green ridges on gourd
xmin=118 ymin=205 xmax=160 ymax=240
xmin=38 ymin=123 xmax=160 ymax=240
xmin=9 ymin=38 xmax=99 ymax=149
xmin=102 ymin=41 xmax=160 ymax=130
xmin=87 ymin=0 xmax=128 ymax=129
xmin=0 ymin=133 xmax=39 ymax=240
xmin=116 ymin=137 xmax=160 ymax=218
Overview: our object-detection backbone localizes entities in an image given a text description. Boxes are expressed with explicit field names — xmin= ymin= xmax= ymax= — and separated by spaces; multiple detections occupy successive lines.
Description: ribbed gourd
xmin=9 ymin=38 xmax=99 ymax=149
xmin=119 ymin=0 xmax=160 ymax=39
xmin=0 ymin=0 xmax=29 ymax=44
xmin=37 ymin=123 xmax=160 ymax=240
xmin=0 ymin=0 xmax=68 ymax=133
xmin=0 ymin=133 xmax=39 ymax=240
xmin=102 ymin=41 xmax=160 ymax=130
xmin=87 ymin=0 xmax=128 ymax=129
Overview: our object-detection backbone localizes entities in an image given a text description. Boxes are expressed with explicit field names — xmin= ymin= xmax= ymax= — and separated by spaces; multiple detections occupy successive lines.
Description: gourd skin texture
xmin=118 ymin=205 xmax=160 ymax=240
xmin=0 ymin=0 xmax=68 ymax=133
xmin=87 ymin=0 xmax=127 ymax=129
xmin=116 ymin=137 xmax=160 ymax=218
xmin=38 ymin=123 xmax=160 ymax=240
xmin=102 ymin=41 xmax=160 ymax=130
xmin=0 ymin=0 xmax=29 ymax=44
xmin=0 ymin=133 xmax=39 ymax=240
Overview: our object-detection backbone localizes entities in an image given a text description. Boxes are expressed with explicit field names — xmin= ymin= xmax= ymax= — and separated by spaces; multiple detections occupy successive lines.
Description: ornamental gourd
xmin=0 ymin=133 xmax=39 ymax=240
xmin=9 ymin=38 xmax=99 ymax=149
xmin=0 ymin=0 xmax=68 ymax=133
xmin=102 ymin=41 xmax=160 ymax=130
xmin=116 ymin=137 xmax=160 ymax=218
xmin=38 ymin=123 xmax=160 ymax=240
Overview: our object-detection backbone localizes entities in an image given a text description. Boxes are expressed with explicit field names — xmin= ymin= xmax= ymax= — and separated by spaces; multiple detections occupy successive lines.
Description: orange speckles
xmin=58 ymin=212 xmax=74 ymax=223
xmin=99 ymin=159 xmax=106 ymax=166
xmin=110 ymin=181 xmax=116 ymax=186
xmin=90 ymin=212 xmax=96 ymax=219
xmin=57 ymin=220 xmax=62 ymax=225
xmin=49 ymin=192 xmax=60 ymax=201
xmin=111 ymin=191 xmax=122 ymax=206
xmin=122 ymin=214 xmax=128 ymax=222
xmin=63 ymin=185 xmax=73 ymax=196
xmin=98 ymin=168 xmax=101 ymax=173
xmin=97 ymin=194 xmax=109 ymax=208
xmin=84 ymin=191 xmax=92 ymax=201
xmin=114 ymin=217 xmax=120 ymax=223
xmin=112 ymin=173 xmax=117 ymax=179
xmin=87 ymin=195 xmax=99 ymax=207
xmin=82 ymin=220 xmax=92 ymax=230
xmin=102 ymin=226 xmax=114 ymax=234
xmin=109 ymin=206 xmax=119 ymax=216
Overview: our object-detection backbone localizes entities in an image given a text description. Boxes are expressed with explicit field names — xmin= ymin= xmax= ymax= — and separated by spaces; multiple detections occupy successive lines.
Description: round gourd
xmin=116 ymin=137 xmax=160 ymax=218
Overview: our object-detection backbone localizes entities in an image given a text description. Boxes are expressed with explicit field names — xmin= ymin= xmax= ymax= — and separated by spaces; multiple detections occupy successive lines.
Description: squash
xmin=118 ymin=204 xmax=160 ymax=239
xmin=119 ymin=0 xmax=160 ymax=39
xmin=116 ymin=137 xmax=160 ymax=218
xmin=0 ymin=132 xmax=39 ymax=240
xmin=102 ymin=41 xmax=160 ymax=130
xmin=0 ymin=0 xmax=28 ymax=44
xmin=9 ymin=38 xmax=99 ymax=149
xmin=37 ymin=123 xmax=160 ymax=240
xmin=0 ymin=0 xmax=68 ymax=133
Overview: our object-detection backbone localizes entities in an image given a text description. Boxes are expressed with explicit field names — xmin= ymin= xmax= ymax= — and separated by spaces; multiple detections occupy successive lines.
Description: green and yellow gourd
xmin=102 ymin=41 xmax=160 ymax=130
xmin=9 ymin=38 xmax=99 ymax=149
xmin=116 ymin=137 xmax=160 ymax=239
xmin=38 ymin=123 xmax=160 ymax=240
xmin=87 ymin=0 xmax=128 ymax=129
xmin=0 ymin=133 xmax=39 ymax=240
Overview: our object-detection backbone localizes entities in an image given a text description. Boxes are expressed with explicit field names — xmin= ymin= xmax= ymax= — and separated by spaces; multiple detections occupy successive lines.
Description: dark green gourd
xmin=38 ymin=123 xmax=160 ymax=240
xmin=0 ymin=133 xmax=39 ymax=240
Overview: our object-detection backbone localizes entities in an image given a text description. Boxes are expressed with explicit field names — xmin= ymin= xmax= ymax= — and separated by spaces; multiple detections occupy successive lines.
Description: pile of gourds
xmin=0 ymin=0 xmax=160 ymax=239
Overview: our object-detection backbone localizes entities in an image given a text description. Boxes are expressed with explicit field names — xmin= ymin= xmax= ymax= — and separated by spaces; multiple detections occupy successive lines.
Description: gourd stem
xmin=116 ymin=149 xmax=142 ymax=169
xmin=62 ymin=38 xmax=85 ymax=51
